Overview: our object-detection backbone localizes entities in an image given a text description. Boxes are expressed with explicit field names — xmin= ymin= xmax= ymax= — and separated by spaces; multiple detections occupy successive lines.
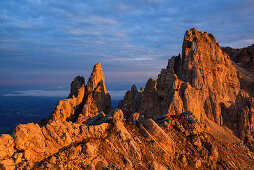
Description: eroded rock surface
xmin=118 ymin=28 xmax=254 ymax=157
xmin=0 ymin=134 xmax=15 ymax=160
xmin=47 ymin=85 xmax=85 ymax=123
xmin=119 ymin=28 xmax=240 ymax=124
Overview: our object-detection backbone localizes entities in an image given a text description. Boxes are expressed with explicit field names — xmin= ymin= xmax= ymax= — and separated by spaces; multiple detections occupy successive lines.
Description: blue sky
xmin=1 ymin=0 xmax=254 ymax=94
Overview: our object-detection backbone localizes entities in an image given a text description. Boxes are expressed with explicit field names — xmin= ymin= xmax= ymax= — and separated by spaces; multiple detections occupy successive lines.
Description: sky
xmin=1 ymin=0 xmax=254 ymax=97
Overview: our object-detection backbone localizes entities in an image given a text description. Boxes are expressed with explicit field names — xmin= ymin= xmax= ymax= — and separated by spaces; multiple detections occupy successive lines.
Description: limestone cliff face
xmin=118 ymin=28 xmax=253 ymax=144
xmin=119 ymin=28 xmax=240 ymax=123
xmin=181 ymin=28 xmax=240 ymax=101
xmin=173 ymin=28 xmax=240 ymax=124
xmin=221 ymin=44 xmax=254 ymax=142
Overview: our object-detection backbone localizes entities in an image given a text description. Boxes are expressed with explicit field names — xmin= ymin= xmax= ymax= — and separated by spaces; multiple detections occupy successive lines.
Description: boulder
xmin=0 ymin=134 xmax=15 ymax=160
xmin=13 ymin=123 xmax=45 ymax=161
xmin=142 ymin=119 xmax=175 ymax=155
xmin=130 ymin=112 xmax=144 ymax=123
xmin=112 ymin=109 xmax=124 ymax=124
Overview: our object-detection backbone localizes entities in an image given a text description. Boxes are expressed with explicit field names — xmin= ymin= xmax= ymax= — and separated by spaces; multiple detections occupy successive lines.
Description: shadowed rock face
xmin=1 ymin=29 xmax=254 ymax=169
xmin=117 ymin=84 xmax=139 ymax=118
xmin=222 ymin=44 xmax=254 ymax=73
xmin=68 ymin=75 xmax=85 ymax=98
xmin=222 ymin=44 xmax=254 ymax=97
xmin=137 ymin=78 xmax=161 ymax=117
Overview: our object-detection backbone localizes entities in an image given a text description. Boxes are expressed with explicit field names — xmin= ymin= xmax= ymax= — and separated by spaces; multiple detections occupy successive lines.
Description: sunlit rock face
xmin=1 ymin=29 xmax=254 ymax=169
xmin=174 ymin=28 xmax=240 ymax=123
xmin=41 ymin=62 xmax=112 ymax=124
xmin=0 ymin=134 xmax=15 ymax=160
xmin=118 ymin=28 xmax=254 ymax=145
xmin=47 ymin=85 xmax=85 ymax=123
xmin=80 ymin=63 xmax=112 ymax=123
xmin=119 ymin=28 xmax=240 ymax=123
xmin=181 ymin=28 xmax=240 ymax=102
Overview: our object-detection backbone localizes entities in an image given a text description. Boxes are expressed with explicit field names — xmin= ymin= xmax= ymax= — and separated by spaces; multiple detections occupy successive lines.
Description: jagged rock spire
xmin=44 ymin=63 xmax=112 ymax=124
xmin=87 ymin=62 xmax=107 ymax=93
xmin=119 ymin=28 xmax=241 ymax=125
xmin=79 ymin=63 xmax=112 ymax=122
xmin=181 ymin=28 xmax=240 ymax=100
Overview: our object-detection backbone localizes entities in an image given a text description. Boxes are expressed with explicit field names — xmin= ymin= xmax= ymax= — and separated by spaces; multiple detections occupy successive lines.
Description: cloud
xmin=2 ymin=89 xmax=127 ymax=100
xmin=108 ymin=90 xmax=126 ymax=99
xmin=116 ymin=3 xmax=132 ymax=12
xmin=141 ymin=0 xmax=165 ymax=7
xmin=67 ymin=28 xmax=102 ymax=36
xmin=83 ymin=16 xmax=118 ymax=25
xmin=2 ymin=90 xmax=69 ymax=97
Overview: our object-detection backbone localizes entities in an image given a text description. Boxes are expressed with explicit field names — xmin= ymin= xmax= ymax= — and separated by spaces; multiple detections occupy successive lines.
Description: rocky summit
xmin=0 ymin=28 xmax=254 ymax=169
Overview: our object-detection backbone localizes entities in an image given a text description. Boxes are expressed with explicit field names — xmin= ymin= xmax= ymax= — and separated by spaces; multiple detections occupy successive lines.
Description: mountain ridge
xmin=0 ymin=28 xmax=254 ymax=169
